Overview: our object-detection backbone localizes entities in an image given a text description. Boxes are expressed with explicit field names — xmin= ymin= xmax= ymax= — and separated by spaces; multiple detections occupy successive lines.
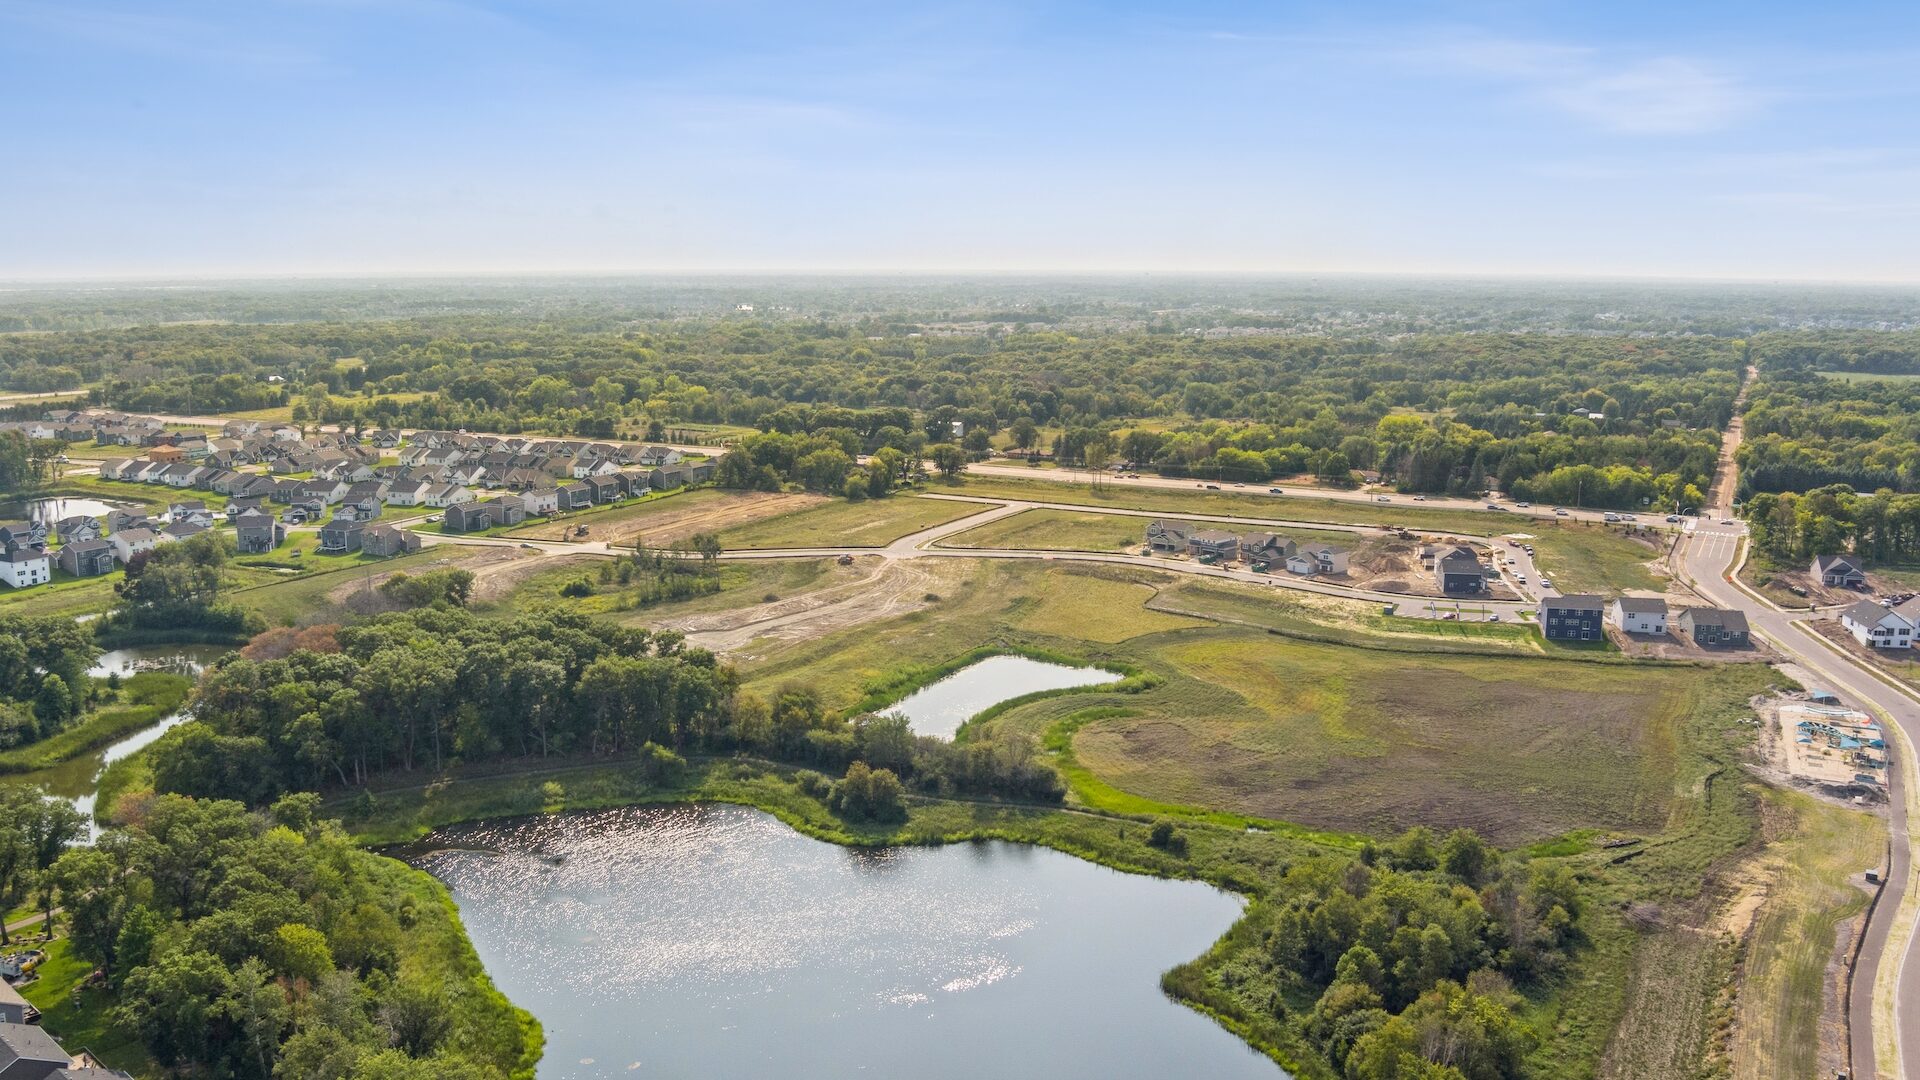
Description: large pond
xmin=1 ymin=645 xmax=229 ymax=828
xmin=0 ymin=496 xmax=132 ymax=523
xmin=414 ymin=805 xmax=1281 ymax=1080
xmin=888 ymin=654 xmax=1124 ymax=738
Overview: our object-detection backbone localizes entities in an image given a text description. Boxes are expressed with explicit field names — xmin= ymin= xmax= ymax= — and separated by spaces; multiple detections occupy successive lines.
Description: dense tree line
xmin=4 ymin=315 xmax=1740 ymax=499
xmin=0 ymin=430 xmax=63 ymax=493
xmin=51 ymin=793 xmax=532 ymax=1080
xmin=1744 ymin=485 xmax=1920 ymax=566
xmin=0 ymin=613 xmax=101 ymax=748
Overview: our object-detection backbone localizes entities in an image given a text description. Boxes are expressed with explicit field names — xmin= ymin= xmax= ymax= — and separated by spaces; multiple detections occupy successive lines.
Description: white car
xmin=1539 ymin=578 xmax=1553 ymax=590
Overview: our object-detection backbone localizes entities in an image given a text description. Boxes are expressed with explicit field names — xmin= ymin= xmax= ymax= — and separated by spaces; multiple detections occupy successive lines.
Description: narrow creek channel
xmin=0 ymin=645 xmax=229 ymax=833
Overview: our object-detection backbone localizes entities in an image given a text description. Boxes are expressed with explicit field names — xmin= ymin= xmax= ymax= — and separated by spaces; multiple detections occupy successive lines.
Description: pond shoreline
xmin=334 ymin=756 xmax=1331 ymax=1078
xmin=407 ymin=801 xmax=1288 ymax=1080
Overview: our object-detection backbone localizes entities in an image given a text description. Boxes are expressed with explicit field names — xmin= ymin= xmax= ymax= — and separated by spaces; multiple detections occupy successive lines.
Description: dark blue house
xmin=1539 ymin=595 xmax=1605 ymax=641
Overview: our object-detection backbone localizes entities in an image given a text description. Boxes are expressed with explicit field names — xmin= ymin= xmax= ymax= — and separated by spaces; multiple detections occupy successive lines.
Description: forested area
xmin=1738 ymin=370 xmax=1920 ymax=498
xmin=0 ymin=614 xmax=102 ymax=749
xmin=47 ymin=792 xmax=534 ymax=1080
xmin=1 ymin=309 xmax=1745 ymax=505
xmin=1222 ymin=829 xmax=1584 ymax=1080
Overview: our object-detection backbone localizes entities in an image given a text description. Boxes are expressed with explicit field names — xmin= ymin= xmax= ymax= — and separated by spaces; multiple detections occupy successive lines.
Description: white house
xmin=423 ymin=484 xmax=476 ymax=509
xmin=1609 ymin=596 xmax=1669 ymax=636
xmin=1840 ymin=600 xmax=1915 ymax=649
xmin=1287 ymin=544 xmax=1349 ymax=576
xmin=520 ymin=487 xmax=561 ymax=515
xmin=109 ymin=527 xmax=160 ymax=564
xmin=385 ymin=480 xmax=430 ymax=507
xmin=0 ymin=547 xmax=50 ymax=589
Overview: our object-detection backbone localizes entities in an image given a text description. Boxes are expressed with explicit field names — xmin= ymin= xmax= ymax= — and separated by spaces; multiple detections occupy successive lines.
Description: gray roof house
xmin=1812 ymin=554 xmax=1866 ymax=588
xmin=1144 ymin=520 xmax=1190 ymax=553
xmin=1434 ymin=545 xmax=1489 ymax=594
xmin=362 ymin=523 xmax=422 ymax=557
xmin=317 ymin=517 xmax=365 ymax=554
xmin=0 ymin=1021 xmax=73 ymax=1079
xmin=54 ymin=540 xmax=116 ymax=578
xmin=1677 ymin=607 xmax=1750 ymax=646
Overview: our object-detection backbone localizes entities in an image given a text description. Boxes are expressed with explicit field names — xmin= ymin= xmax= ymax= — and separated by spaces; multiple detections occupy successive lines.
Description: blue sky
xmin=5 ymin=0 xmax=1920 ymax=279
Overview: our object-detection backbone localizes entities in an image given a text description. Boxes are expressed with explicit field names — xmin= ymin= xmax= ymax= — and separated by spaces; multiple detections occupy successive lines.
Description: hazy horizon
xmin=7 ymin=1 xmax=1920 ymax=281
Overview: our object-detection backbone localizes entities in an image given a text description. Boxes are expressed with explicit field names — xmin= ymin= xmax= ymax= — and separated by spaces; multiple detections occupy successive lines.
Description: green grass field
xmin=940 ymin=506 xmax=1356 ymax=553
xmin=231 ymin=547 xmax=453 ymax=624
xmin=1527 ymin=526 xmax=1667 ymax=595
xmin=1063 ymin=629 xmax=1714 ymax=845
xmin=713 ymin=495 xmax=986 ymax=549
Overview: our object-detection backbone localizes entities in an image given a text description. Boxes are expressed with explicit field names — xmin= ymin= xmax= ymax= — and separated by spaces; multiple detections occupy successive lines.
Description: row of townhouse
xmin=1537 ymin=595 xmax=1750 ymax=646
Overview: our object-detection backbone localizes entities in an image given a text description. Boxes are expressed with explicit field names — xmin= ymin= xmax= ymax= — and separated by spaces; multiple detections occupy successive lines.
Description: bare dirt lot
xmin=660 ymin=556 xmax=967 ymax=659
xmin=1351 ymin=535 xmax=1523 ymax=600
xmin=508 ymin=490 xmax=822 ymax=546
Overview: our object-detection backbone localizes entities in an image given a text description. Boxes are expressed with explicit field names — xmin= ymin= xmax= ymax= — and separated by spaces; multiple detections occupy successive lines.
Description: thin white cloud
xmin=0 ymin=2 xmax=328 ymax=72
xmin=1235 ymin=28 xmax=1765 ymax=135
xmin=1539 ymin=57 xmax=1752 ymax=134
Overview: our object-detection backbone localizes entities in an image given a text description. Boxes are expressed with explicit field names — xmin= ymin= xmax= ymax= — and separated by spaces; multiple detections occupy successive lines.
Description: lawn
xmin=0 ymin=571 xmax=121 ymax=619
xmin=1527 ymin=526 xmax=1668 ymax=596
xmin=1731 ymin=787 xmax=1885 ymax=1080
xmin=22 ymin=936 xmax=152 ymax=1072
xmin=940 ymin=506 xmax=1356 ymax=553
xmin=712 ymin=495 xmax=987 ymax=549
xmin=231 ymin=547 xmax=453 ymax=625
xmin=491 ymin=556 xmax=842 ymax=622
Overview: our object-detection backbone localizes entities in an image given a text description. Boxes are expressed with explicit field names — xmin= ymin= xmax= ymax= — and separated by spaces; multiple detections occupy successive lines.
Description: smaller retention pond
xmin=887 ymin=654 xmax=1123 ymax=738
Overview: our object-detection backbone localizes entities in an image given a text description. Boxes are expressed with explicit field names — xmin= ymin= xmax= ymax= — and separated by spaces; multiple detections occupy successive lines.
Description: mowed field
xmin=711 ymin=495 xmax=987 ymax=549
xmin=1065 ymin=630 xmax=1700 ymax=845
xmin=940 ymin=506 xmax=1357 ymax=553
